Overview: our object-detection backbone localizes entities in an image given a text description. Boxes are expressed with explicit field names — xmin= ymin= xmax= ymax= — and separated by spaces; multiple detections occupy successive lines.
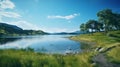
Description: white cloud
xmin=1 ymin=20 xmax=77 ymax=33
xmin=0 ymin=0 xmax=15 ymax=9
xmin=40 ymin=27 xmax=77 ymax=33
xmin=0 ymin=0 xmax=20 ymax=22
xmin=0 ymin=0 xmax=41 ymax=31
xmin=47 ymin=13 xmax=79 ymax=20
xmin=0 ymin=11 xmax=21 ymax=18
xmin=8 ymin=21 xmax=41 ymax=30
xmin=6 ymin=21 xmax=75 ymax=33
xmin=0 ymin=0 xmax=77 ymax=32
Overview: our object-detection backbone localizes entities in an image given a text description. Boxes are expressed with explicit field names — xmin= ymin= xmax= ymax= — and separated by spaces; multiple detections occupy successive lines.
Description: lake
xmin=0 ymin=35 xmax=81 ymax=54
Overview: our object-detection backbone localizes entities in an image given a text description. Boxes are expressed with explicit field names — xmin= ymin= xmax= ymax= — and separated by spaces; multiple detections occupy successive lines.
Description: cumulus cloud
xmin=0 ymin=0 xmax=21 ymax=22
xmin=7 ymin=21 xmax=41 ymax=30
xmin=0 ymin=0 xmax=40 ymax=31
xmin=0 ymin=0 xmax=15 ymax=9
xmin=0 ymin=11 xmax=21 ymax=18
xmin=47 ymin=13 xmax=79 ymax=20
xmin=9 ymin=21 xmax=73 ymax=33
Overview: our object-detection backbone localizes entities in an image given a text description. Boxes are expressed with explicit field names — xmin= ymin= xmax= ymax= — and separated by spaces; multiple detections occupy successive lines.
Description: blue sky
xmin=0 ymin=0 xmax=120 ymax=33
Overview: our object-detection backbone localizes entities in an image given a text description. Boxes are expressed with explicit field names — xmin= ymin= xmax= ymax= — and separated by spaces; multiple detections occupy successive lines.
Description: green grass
xmin=0 ymin=49 xmax=95 ymax=67
xmin=0 ymin=30 xmax=120 ymax=67
xmin=70 ymin=31 xmax=120 ymax=49
xmin=106 ymin=46 xmax=120 ymax=64
xmin=70 ymin=30 xmax=120 ymax=64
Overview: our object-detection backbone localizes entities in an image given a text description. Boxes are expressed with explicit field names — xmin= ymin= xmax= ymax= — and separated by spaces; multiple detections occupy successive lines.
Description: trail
xmin=92 ymin=44 xmax=120 ymax=67
xmin=93 ymin=53 xmax=113 ymax=67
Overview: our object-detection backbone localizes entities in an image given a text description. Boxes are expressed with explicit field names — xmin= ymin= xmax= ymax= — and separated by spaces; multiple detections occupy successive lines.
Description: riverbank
xmin=0 ymin=49 xmax=95 ymax=67
xmin=0 ymin=31 xmax=120 ymax=67
xmin=70 ymin=30 xmax=120 ymax=67
xmin=0 ymin=34 xmax=95 ymax=67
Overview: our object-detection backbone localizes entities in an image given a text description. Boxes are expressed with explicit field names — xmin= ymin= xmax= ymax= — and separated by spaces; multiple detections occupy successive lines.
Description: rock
xmin=95 ymin=47 xmax=102 ymax=52
xmin=99 ymin=48 xmax=104 ymax=52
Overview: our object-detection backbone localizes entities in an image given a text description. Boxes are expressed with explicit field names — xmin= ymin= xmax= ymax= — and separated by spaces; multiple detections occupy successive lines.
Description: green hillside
xmin=0 ymin=23 xmax=46 ymax=36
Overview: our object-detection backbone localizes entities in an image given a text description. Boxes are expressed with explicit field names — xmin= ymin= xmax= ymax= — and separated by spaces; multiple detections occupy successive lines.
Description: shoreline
xmin=69 ymin=31 xmax=120 ymax=67
xmin=0 ymin=31 xmax=119 ymax=67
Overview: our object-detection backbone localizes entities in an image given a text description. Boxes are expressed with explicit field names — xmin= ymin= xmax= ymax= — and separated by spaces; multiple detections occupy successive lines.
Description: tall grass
xmin=0 ymin=30 xmax=119 ymax=67
xmin=106 ymin=46 xmax=120 ymax=64
xmin=70 ymin=31 xmax=120 ymax=48
xmin=70 ymin=30 xmax=120 ymax=65
xmin=0 ymin=49 xmax=95 ymax=67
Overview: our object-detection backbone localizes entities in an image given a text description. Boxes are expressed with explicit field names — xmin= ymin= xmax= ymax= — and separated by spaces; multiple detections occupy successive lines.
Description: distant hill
xmin=0 ymin=23 xmax=46 ymax=36
xmin=69 ymin=30 xmax=84 ymax=34
xmin=49 ymin=31 xmax=83 ymax=35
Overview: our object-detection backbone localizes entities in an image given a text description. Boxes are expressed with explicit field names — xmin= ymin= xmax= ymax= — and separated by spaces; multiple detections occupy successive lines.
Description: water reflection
xmin=0 ymin=38 xmax=21 ymax=45
xmin=0 ymin=35 xmax=81 ymax=54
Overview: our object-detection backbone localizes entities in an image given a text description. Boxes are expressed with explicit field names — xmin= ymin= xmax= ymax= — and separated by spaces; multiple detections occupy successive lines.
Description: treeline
xmin=80 ymin=9 xmax=120 ymax=33
xmin=0 ymin=23 xmax=46 ymax=36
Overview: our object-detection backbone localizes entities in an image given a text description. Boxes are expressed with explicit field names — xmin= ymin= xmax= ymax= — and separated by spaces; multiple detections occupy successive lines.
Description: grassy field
xmin=0 ymin=49 xmax=95 ymax=67
xmin=70 ymin=30 xmax=120 ymax=65
xmin=0 ymin=31 xmax=120 ymax=67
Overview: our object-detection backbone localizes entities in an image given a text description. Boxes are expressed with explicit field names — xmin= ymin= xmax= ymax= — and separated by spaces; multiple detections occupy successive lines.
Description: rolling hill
xmin=0 ymin=23 xmax=46 ymax=36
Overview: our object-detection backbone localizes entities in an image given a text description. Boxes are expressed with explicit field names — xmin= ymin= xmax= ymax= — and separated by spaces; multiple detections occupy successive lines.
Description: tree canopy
xmin=80 ymin=9 xmax=120 ymax=33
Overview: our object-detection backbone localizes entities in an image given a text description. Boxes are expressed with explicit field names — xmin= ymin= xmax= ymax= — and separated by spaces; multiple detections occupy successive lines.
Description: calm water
xmin=0 ymin=35 xmax=81 ymax=54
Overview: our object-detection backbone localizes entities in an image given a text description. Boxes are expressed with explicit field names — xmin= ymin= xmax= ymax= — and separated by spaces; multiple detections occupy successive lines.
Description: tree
xmin=86 ymin=20 xmax=98 ymax=33
xmin=80 ymin=23 xmax=87 ymax=33
xmin=95 ymin=22 xmax=103 ymax=32
xmin=97 ymin=9 xmax=115 ymax=33
xmin=79 ymin=9 xmax=120 ymax=35
xmin=113 ymin=13 xmax=120 ymax=30
xmin=117 ymin=14 xmax=120 ymax=30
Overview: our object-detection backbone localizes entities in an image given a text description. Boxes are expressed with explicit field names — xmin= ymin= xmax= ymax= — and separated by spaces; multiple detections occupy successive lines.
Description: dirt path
xmin=92 ymin=44 xmax=120 ymax=67
xmin=93 ymin=53 xmax=113 ymax=67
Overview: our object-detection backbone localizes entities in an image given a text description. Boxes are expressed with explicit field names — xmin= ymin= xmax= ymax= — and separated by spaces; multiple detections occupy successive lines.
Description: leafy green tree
xmin=97 ymin=9 xmax=115 ymax=33
xmin=113 ymin=13 xmax=120 ymax=30
xmin=80 ymin=23 xmax=87 ymax=33
xmin=95 ymin=22 xmax=103 ymax=32
xmin=86 ymin=20 xmax=98 ymax=33
xmin=80 ymin=9 xmax=120 ymax=35
xmin=117 ymin=14 xmax=120 ymax=30
xmin=80 ymin=20 xmax=103 ymax=33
